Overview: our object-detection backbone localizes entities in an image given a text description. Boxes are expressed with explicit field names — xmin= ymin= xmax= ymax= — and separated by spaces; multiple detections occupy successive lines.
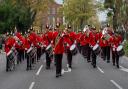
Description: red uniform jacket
xmin=52 ymin=31 xmax=58 ymax=47
xmin=111 ymin=35 xmax=122 ymax=49
xmin=54 ymin=37 xmax=64 ymax=54
xmin=36 ymin=35 xmax=43 ymax=48
xmin=76 ymin=32 xmax=82 ymax=43
xmin=5 ymin=37 xmax=15 ymax=54
xmin=22 ymin=37 xmax=31 ymax=50
xmin=43 ymin=31 xmax=53 ymax=46
xmin=89 ymin=32 xmax=99 ymax=46
xmin=99 ymin=32 xmax=110 ymax=47
xmin=69 ymin=32 xmax=76 ymax=43
xmin=63 ymin=34 xmax=73 ymax=50
xmin=15 ymin=32 xmax=25 ymax=50
xmin=80 ymin=33 xmax=90 ymax=46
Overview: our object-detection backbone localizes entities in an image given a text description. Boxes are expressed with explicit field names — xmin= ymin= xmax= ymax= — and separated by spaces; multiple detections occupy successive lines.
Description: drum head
xmin=70 ymin=44 xmax=76 ymax=51
xmin=117 ymin=45 xmax=123 ymax=51
xmin=27 ymin=47 xmax=33 ymax=53
xmin=7 ymin=50 xmax=13 ymax=56
xmin=46 ymin=44 xmax=51 ymax=50
xmin=93 ymin=44 xmax=99 ymax=50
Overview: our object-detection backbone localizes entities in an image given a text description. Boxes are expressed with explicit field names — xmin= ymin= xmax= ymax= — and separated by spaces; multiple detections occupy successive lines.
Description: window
xmin=52 ymin=8 xmax=56 ymax=14
xmin=53 ymin=17 xmax=56 ymax=27
xmin=47 ymin=17 xmax=50 ymax=24
xmin=48 ymin=7 xmax=50 ymax=14
xmin=57 ymin=17 xmax=60 ymax=22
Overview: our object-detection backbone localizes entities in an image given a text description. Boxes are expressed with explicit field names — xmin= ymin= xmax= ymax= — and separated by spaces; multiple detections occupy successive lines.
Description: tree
xmin=104 ymin=0 xmax=128 ymax=31
xmin=26 ymin=0 xmax=54 ymax=32
xmin=0 ymin=0 xmax=36 ymax=33
xmin=0 ymin=0 xmax=15 ymax=33
xmin=63 ymin=0 xmax=98 ymax=30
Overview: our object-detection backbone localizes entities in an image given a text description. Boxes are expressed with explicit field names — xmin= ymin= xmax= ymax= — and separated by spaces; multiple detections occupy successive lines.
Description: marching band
xmin=4 ymin=23 xmax=124 ymax=78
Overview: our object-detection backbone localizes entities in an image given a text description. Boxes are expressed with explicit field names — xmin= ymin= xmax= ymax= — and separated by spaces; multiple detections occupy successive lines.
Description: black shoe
xmin=87 ymin=60 xmax=91 ymax=63
xmin=93 ymin=65 xmax=97 ymax=68
xmin=6 ymin=69 xmax=9 ymax=72
xmin=59 ymin=74 xmax=62 ymax=76
xmin=56 ymin=74 xmax=59 ymax=78
xmin=69 ymin=66 xmax=72 ymax=69
xmin=103 ymin=58 xmax=106 ymax=61
xmin=26 ymin=68 xmax=29 ymax=71
xmin=46 ymin=66 xmax=50 ymax=70
xmin=117 ymin=65 xmax=119 ymax=68
xmin=113 ymin=63 xmax=115 ymax=66
xmin=107 ymin=60 xmax=110 ymax=63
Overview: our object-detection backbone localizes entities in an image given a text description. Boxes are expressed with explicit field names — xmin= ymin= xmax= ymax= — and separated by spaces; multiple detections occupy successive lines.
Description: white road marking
xmin=97 ymin=67 xmax=104 ymax=73
xmin=36 ymin=65 xmax=43 ymax=76
xmin=110 ymin=80 xmax=123 ymax=89
xmin=61 ymin=69 xmax=65 ymax=74
xmin=120 ymin=66 xmax=128 ymax=73
xmin=29 ymin=82 xmax=35 ymax=89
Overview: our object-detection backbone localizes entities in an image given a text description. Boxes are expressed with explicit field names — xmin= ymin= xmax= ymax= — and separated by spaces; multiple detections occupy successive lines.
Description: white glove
xmin=67 ymin=43 xmax=69 ymax=47
xmin=61 ymin=33 xmax=64 ymax=37
xmin=51 ymin=41 xmax=53 ymax=44
xmin=97 ymin=40 xmax=99 ymax=43
xmin=74 ymin=40 xmax=77 ymax=44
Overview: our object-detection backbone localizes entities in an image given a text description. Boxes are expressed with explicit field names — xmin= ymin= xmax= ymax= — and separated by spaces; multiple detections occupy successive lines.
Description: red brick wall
xmin=42 ymin=1 xmax=63 ymax=30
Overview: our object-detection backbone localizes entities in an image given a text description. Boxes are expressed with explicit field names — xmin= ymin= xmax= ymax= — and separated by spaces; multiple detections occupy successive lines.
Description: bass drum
xmin=92 ymin=44 xmax=100 ymax=55
xmin=70 ymin=44 xmax=77 ymax=56
xmin=117 ymin=45 xmax=125 ymax=56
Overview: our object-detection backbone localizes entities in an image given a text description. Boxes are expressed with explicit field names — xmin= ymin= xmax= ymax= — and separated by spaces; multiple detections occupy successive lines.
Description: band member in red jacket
xmin=44 ymin=25 xmax=53 ymax=69
xmin=63 ymin=27 xmax=74 ymax=71
xmin=23 ymin=34 xmax=32 ymax=70
xmin=76 ymin=30 xmax=82 ymax=53
xmin=111 ymin=33 xmax=122 ymax=68
xmin=89 ymin=27 xmax=99 ymax=68
xmin=36 ymin=33 xmax=43 ymax=61
xmin=80 ymin=25 xmax=91 ymax=62
xmin=99 ymin=26 xmax=112 ymax=63
xmin=52 ymin=26 xmax=59 ymax=66
xmin=54 ymin=30 xmax=64 ymax=78
xmin=14 ymin=31 xmax=24 ymax=64
xmin=5 ymin=33 xmax=16 ymax=71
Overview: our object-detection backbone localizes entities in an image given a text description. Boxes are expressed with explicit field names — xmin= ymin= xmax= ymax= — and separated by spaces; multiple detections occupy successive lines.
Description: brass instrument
xmin=101 ymin=27 xmax=111 ymax=41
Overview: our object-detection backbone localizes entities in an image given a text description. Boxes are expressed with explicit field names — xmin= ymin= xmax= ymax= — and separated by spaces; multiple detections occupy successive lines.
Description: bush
xmin=124 ymin=40 xmax=128 ymax=56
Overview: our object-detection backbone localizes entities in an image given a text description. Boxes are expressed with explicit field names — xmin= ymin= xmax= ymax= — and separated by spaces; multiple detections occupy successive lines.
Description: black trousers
xmin=27 ymin=53 xmax=32 ymax=69
xmin=6 ymin=57 xmax=9 ymax=71
xmin=55 ymin=54 xmax=63 ymax=75
xmin=37 ymin=48 xmax=41 ymax=60
xmin=45 ymin=52 xmax=51 ymax=68
xmin=112 ymin=51 xmax=119 ymax=66
xmin=102 ymin=46 xmax=110 ymax=61
xmin=17 ymin=49 xmax=24 ymax=64
xmin=91 ymin=49 xmax=97 ymax=67
xmin=81 ymin=44 xmax=91 ymax=62
xmin=77 ymin=43 xmax=81 ymax=53
xmin=67 ymin=50 xmax=72 ymax=68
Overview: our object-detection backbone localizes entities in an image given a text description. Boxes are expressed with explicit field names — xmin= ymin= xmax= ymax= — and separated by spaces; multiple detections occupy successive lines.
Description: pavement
xmin=0 ymin=53 xmax=128 ymax=89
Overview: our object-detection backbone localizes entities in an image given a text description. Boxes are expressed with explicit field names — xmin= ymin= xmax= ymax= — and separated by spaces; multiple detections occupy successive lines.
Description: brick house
xmin=42 ymin=1 xmax=63 ymax=30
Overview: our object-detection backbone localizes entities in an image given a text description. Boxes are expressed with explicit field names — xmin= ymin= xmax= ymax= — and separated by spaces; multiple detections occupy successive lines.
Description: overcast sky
xmin=55 ymin=0 xmax=107 ymax=22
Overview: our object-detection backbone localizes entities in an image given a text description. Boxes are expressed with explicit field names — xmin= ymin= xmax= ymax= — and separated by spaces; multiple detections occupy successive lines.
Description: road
xmin=0 ymin=53 xmax=128 ymax=89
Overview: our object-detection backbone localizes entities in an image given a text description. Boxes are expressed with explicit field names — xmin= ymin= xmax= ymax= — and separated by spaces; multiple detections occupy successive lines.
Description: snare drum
xmin=46 ymin=44 xmax=52 ymax=51
xmin=92 ymin=44 xmax=100 ymax=55
xmin=27 ymin=47 xmax=33 ymax=54
xmin=7 ymin=50 xmax=14 ymax=60
xmin=46 ymin=44 xmax=53 ymax=57
xmin=116 ymin=45 xmax=125 ymax=56
xmin=70 ymin=44 xmax=77 ymax=56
